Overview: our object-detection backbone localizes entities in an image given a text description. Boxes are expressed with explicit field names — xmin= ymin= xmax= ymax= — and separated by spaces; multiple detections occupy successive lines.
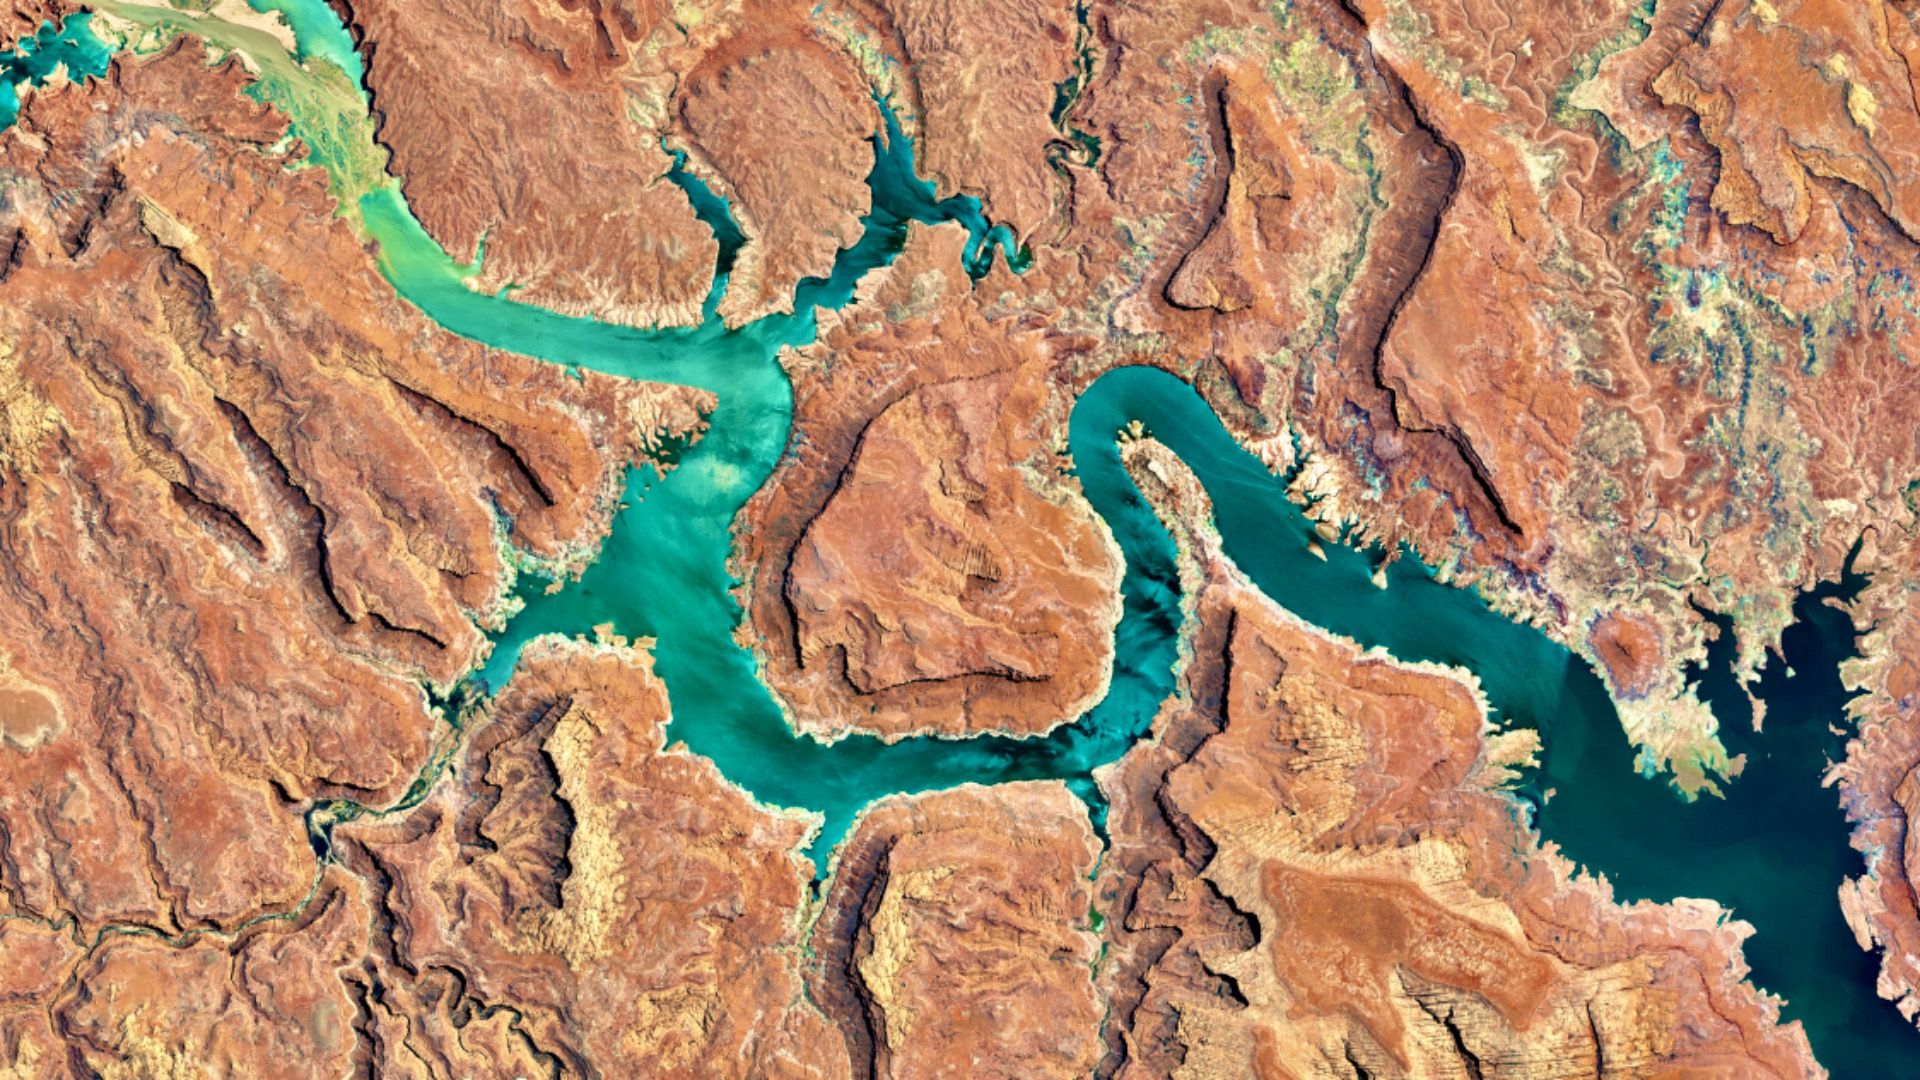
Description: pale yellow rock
xmin=1849 ymin=81 xmax=1880 ymax=136
xmin=0 ymin=1037 xmax=44 ymax=1080
xmin=0 ymin=341 xmax=60 ymax=477
xmin=525 ymin=702 xmax=628 ymax=966
xmin=97 ymin=1013 xmax=206 ymax=1080
xmin=623 ymin=984 xmax=721 ymax=1070
xmin=858 ymin=863 xmax=957 ymax=1049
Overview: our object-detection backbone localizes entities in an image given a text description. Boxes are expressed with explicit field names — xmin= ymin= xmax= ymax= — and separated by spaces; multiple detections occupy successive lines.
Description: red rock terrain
xmin=330 ymin=0 xmax=722 ymax=326
xmin=0 ymin=39 xmax=703 ymax=947
xmin=1097 ymin=437 xmax=1820 ymax=1076
xmin=4 ymin=637 xmax=846 ymax=1075
xmin=738 ymin=221 xmax=1123 ymax=742
xmin=331 ymin=637 xmax=847 ymax=1077
xmin=678 ymin=26 xmax=878 ymax=325
xmin=2 ymin=0 xmax=62 ymax=44
xmin=1654 ymin=0 xmax=1920 ymax=246
xmin=1832 ymin=533 xmax=1920 ymax=1028
xmin=811 ymin=782 xmax=1103 ymax=1078
xmin=782 ymin=361 xmax=1121 ymax=740
xmin=851 ymin=0 xmax=1080 ymax=239
xmin=332 ymin=0 xmax=883 ymax=328
xmin=786 ymin=366 xmax=1119 ymax=731
xmin=9 ymin=0 xmax=1920 ymax=1071
xmin=733 ymin=0 xmax=1920 ymax=1046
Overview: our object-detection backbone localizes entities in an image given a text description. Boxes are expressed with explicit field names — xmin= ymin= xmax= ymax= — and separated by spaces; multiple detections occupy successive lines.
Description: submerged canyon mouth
xmin=30 ymin=2 xmax=1920 ymax=1072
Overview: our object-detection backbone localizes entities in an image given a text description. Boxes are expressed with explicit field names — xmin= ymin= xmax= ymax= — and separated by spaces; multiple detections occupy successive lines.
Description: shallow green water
xmin=373 ymin=161 xmax=1913 ymax=1068
xmin=0 ymin=14 xmax=111 ymax=128
xmin=402 ymin=106 xmax=1175 ymax=866
xmin=24 ymin=0 xmax=1917 ymax=1068
xmin=244 ymin=0 xmax=363 ymax=82
xmin=1087 ymin=368 xmax=1914 ymax=1073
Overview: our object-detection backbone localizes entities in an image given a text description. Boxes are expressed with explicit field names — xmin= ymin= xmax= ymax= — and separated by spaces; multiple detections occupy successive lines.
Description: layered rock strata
xmin=742 ymin=222 xmax=1122 ymax=742
xmin=331 ymin=637 xmax=848 ymax=1077
xmin=331 ymin=0 xmax=722 ymax=326
xmin=1094 ymin=436 xmax=1823 ymax=1077
xmin=2 ymin=0 xmax=66 ymax=46
xmin=8 ymin=0 xmax=1920 ymax=1067
xmin=333 ymin=0 xmax=882 ymax=328
xmin=0 ymin=41 xmax=705 ymax=938
xmin=811 ymin=782 xmax=1103 ymax=1078
xmin=677 ymin=27 xmax=877 ymax=325
xmin=856 ymin=0 xmax=1080 ymax=239
xmin=1833 ymin=530 xmax=1920 ymax=1027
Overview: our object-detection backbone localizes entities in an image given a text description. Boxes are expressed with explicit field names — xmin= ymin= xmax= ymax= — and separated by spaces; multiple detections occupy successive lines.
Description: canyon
xmin=3 ymin=0 xmax=1920 ymax=1075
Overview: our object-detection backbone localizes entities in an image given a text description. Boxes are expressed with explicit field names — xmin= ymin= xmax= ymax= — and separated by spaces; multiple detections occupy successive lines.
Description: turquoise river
xmin=0 ymin=13 xmax=111 ymax=127
xmin=21 ymin=5 xmax=1920 ymax=1073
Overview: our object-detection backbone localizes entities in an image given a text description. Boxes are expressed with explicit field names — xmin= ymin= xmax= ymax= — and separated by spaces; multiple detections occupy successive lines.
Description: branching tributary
xmin=19 ymin=4 xmax=1920 ymax=1070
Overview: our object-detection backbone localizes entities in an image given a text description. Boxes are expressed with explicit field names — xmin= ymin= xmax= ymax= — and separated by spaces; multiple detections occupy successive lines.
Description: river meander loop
xmin=44 ymin=4 xmax=1920 ymax=1070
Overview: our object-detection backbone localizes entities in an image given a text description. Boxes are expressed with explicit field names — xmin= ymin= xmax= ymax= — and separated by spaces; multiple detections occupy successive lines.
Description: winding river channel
xmin=16 ymin=4 xmax=1919 ymax=1071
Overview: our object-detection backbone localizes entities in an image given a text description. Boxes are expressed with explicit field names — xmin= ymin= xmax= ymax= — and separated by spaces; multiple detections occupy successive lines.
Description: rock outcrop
xmin=1095 ymin=438 xmax=1821 ymax=1077
xmin=741 ymin=222 xmax=1122 ymax=742
xmin=812 ymin=782 xmax=1103 ymax=1079
xmin=9 ymin=0 xmax=1920 ymax=1071
xmin=1832 ymin=530 xmax=1920 ymax=1029
xmin=785 ymin=364 xmax=1121 ymax=739
xmin=0 ymin=41 xmax=705 ymax=937
xmin=331 ymin=637 xmax=847 ymax=1077
xmin=678 ymin=28 xmax=877 ymax=325
xmin=333 ymin=0 xmax=886 ymax=329
xmin=332 ymin=0 xmax=722 ymax=327
xmin=2 ymin=0 xmax=66 ymax=46
xmin=1654 ymin=0 xmax=1920 ymax=245
xmin=860 ymin=0 xmax=1079 ymax=240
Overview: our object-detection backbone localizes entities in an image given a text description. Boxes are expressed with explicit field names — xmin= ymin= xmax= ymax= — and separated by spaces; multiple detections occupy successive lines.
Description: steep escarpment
xmin=2 ymin=638 xmax=846 ymax=1075
xmin=2 ymin=0 xmax=67 ymax=46
xmin=783 ymin=361 xmax=1120 ymax=740
xmin=1094 ymin=438 xmax=1821 ymax=1077
xmin=1833 ymin=528 xmax=1920 ymax=1029
xmin=1653 ymin=0 xmax=1920 ymax=246
xmin=739 ymin=222 xmax=1122 ymax=742
xmin=810 ymin=782 xmax=1102 ymax=1079
xmin=330 ymin=0 xmax=721 ymax=327
xmin=330 ymin=637 xmax=847 ymax=1076
xmin=678 ymin=27 xmax=877 ymax=325
xmin=1015 ymin=0 xmax=1920 ymax=813
xmin=46 ymin=870 xmax=372 ymax=1077
xmin=332 ymin=0 xmax=888 ymax=330
xmin=0 ymin=41 xmax=705 ymax=937
xmin=1307 ymin=0 xmax=1920 ymax=793
xmin=11 ymin=0 xmax=1920 ymax=1070
xmin=843 ymin=0 xmax=1079 ymax=240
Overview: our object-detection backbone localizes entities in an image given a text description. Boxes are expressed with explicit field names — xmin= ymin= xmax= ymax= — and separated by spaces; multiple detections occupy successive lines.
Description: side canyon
xmin=4 ymin=0 xmax=1920 ymax=1075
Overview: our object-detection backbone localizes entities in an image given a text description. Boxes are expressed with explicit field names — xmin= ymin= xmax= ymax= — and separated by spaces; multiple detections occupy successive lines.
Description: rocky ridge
xmin=6 ymin=0 xmax=1920 ymax=1072
xmin=1095 ymin=435 xmax=1820 ymax=1077
xmin=0 ymin=36 xmax=703 ymax=958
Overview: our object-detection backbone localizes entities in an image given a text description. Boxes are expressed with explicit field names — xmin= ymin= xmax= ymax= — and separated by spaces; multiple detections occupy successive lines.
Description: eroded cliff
xmin=0 ymin=40 xmax=706 ymax=940
xmin=1096 ymin=436 xmax=1820 ymax=1077
xmin=8 ymin=0 xmax=1920 ymax=1072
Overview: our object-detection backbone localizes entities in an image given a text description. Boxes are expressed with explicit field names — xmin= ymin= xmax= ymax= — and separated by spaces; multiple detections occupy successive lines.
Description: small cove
xmin=0 ymin=13 xmax=111 ymax=127
xmin=1096 ymin=370 xmax=1915 ymax=1073
xmin=16 ymin=5 xmax=1919 ymax=1071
